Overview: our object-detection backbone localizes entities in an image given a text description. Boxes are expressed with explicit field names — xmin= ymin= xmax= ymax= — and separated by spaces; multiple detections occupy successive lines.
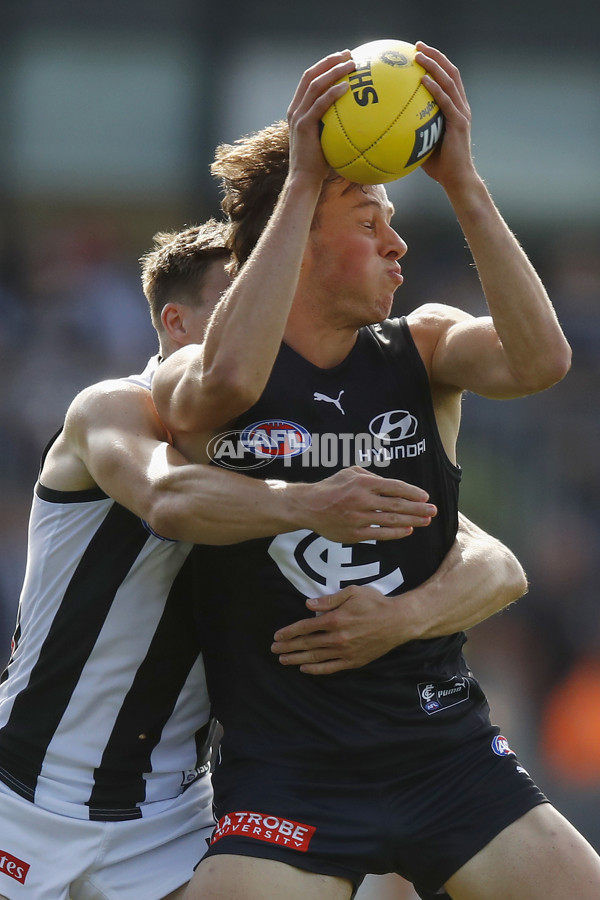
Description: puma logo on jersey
xmin=313 ymin=390 xmax=345 ymax=415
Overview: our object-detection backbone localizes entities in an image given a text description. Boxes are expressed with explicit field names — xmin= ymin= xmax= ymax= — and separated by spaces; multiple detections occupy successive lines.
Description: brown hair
xmin=140 ymin=219 xmax=230 ymax=329
xmin=211 ymin=121 xmax=291 ymax=274
xmin=212 ymin=121 xmax=352 ymax=274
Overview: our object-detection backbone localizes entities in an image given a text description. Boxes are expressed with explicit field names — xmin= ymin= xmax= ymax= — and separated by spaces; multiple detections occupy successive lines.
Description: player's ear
xmin=161 ymin=303 xmax=188 ymax=342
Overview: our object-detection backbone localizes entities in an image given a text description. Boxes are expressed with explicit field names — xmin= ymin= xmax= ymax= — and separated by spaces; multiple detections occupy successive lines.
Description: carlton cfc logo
xmin=268 ymin=530 xmax=405 ymax=597
xmin=241 ymin=420 xmax=311 ymax=458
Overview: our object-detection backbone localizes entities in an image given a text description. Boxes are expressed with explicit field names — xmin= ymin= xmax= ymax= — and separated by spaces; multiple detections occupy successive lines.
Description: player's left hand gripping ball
xmin=320 ymin=39 xmax=444 ymax=184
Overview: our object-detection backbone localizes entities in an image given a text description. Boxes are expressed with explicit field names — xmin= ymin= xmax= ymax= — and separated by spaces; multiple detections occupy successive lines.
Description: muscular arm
xmin=411 ymin=43 xmax=571 ymax=399
xmin=271 ymin=513 xmax=527 ymax=674
xmin=152 ymin=52 xmax=355 ymax=440
xmin=42 ymin=381 xmax=438 ymax=545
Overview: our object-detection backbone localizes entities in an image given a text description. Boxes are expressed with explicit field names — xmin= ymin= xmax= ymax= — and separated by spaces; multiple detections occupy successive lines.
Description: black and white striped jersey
xmin=0 ymin=357 xmax=211 ymax=821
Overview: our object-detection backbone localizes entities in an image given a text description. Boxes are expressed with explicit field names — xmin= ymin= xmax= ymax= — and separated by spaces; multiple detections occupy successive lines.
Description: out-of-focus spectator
xmin=540 ymin=655 xmax=600 ymax=786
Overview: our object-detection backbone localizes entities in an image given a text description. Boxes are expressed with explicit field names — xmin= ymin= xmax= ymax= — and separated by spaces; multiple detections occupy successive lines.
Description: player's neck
xmin=284 ymin=305 xmax=358 ymax=369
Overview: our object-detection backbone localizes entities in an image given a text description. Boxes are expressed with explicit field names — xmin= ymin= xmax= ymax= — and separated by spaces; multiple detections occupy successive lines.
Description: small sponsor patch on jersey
xmin=241 ymin=420 xmax=311 ymax=458
xmin=180 ymin=763 xmax=209 ymax=787
xmin=211 ymin=811 xmax=316 ymax=852
xmin=491 ymin=734 xmax=516 ymax=757
xmin=418 ymin=676 xmax=470 ymax=715
xmin=0 ymin=849 xmax=30 ymax=884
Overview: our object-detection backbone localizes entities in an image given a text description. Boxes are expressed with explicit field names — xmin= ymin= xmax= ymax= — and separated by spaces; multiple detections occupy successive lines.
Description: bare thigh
xmin=356 ymin=874 xmax=418 ymax=899
xmin=184 ymin=854 xmax=354 ymax=900
xmin=445 ymin=803 xmax=600 ymax=900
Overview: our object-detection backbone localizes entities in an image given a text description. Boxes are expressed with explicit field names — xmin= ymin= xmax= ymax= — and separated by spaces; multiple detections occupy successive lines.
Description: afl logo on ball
xmin=380 ymin=49 xmax=410 ymax=67
xmin=491 ymin=735 xmax=516 ymax=757
xmin=369 ymin=410 xmax=418 ymax=443
xmin=241 ymin=420 xmax=311 ymax=458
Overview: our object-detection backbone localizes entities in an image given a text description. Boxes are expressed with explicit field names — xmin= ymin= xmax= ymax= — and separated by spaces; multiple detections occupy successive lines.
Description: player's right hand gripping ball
xmin=320 ymin=39 xmax=444 ymax=184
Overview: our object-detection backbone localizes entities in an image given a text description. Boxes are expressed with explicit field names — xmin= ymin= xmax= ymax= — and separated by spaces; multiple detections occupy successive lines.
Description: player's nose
xmin=385 ymin=226 xmax=408 ymax=260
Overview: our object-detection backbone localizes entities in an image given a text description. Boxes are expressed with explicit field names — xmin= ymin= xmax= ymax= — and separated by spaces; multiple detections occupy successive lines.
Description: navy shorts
xmin=203 ymin=728 xmax=548 ymax=896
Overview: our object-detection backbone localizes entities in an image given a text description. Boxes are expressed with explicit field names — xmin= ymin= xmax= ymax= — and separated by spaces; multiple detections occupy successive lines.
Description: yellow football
xmin=320 ymin=39 xmax=444 ymax=184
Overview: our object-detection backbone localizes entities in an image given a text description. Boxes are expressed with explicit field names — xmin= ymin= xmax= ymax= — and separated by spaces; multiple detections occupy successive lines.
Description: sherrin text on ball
xmin=320 ymin=39 xmax=445 ymax=184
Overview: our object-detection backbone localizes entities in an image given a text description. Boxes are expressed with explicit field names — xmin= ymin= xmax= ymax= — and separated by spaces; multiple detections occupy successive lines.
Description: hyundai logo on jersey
xmin=369 ymin=410 xmax=418 ymax=442
xmin=241 ymin=420 xmax=312 ymax=458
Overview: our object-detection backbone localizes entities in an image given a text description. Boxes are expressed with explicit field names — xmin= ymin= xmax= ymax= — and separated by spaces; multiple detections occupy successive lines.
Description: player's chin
xmin=363 ymin=307 xmax=393 ymax=327
xmin=355 ymin=293 xmax=395 ymax=327
xmin=375 ymin=293 xmax=396 ymax=321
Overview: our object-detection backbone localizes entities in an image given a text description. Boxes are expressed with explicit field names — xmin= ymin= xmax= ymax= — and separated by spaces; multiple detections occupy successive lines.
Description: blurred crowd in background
xmin=0 ymin=2 xmax=598 ymax=896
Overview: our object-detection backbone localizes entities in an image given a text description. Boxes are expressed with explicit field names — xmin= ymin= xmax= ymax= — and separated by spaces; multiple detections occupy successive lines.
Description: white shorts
xmin=0 ymin=777 xmax=214 ymax=900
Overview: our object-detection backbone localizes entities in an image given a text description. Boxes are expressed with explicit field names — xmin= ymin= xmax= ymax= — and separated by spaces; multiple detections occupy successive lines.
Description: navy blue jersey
xmin=195 ymin=318 xmax=491 ymax=769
